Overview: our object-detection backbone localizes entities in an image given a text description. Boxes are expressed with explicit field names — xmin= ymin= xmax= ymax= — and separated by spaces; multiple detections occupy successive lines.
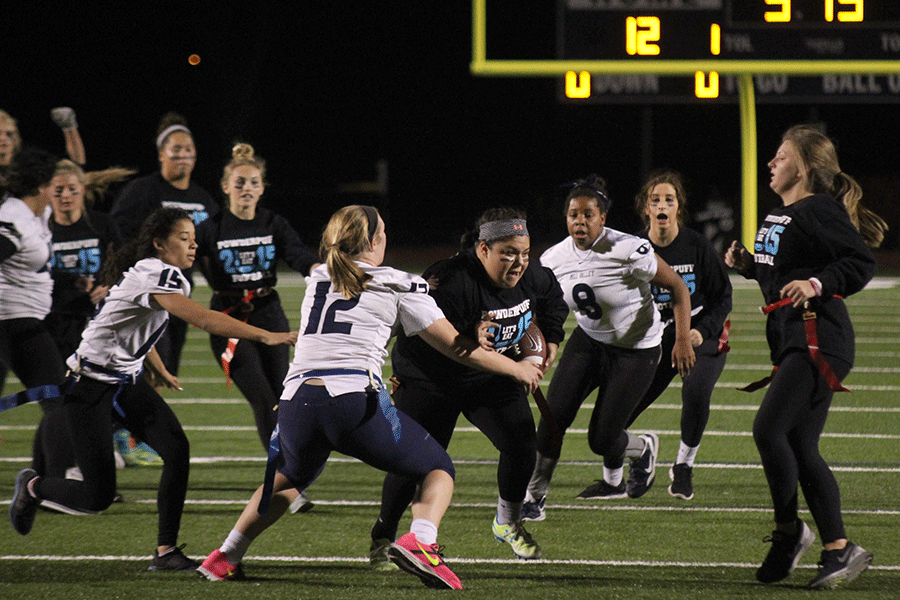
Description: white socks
xmin=220 ymin=529 xmax=252 ymax=565
xmin=410 ymin=518 xmax=438 ymax=546
xmin=676 ymin=441 xmax=699 ymax=467
xmin=496 ymin=497 xmax=522 ymax=525
xmin=525 ymin=452 xmax=559 ymax=502
xmin=604 ymin=466 xmax=624 ymax=486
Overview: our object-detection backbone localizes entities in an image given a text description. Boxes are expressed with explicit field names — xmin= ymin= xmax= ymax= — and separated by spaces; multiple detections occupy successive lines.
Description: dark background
xmin=4 ymin=2 xmax=898 ymax=256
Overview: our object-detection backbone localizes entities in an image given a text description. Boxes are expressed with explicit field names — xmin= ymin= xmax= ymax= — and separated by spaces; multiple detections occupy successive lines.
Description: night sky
xmin=4 ymin=2 xmax=898 ymax=253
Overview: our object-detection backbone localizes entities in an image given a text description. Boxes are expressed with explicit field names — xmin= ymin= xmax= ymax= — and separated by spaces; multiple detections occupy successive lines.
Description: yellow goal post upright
xmin=470 ymin=0 xmax=900 ymax=250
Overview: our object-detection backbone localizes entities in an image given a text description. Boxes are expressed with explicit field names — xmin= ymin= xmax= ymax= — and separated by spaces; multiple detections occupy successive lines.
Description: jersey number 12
xmin=303 ymin=281 xmax=359 ymax=335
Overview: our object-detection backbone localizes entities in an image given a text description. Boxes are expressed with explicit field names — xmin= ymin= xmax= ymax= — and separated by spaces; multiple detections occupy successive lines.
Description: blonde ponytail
xmin=320 ymin=205 xmax=376 ymax=299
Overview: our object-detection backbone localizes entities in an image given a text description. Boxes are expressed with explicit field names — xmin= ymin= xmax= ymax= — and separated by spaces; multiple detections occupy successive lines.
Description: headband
xmin=361 ymin=205 xmax=379 ymax=243
xmin=564 ymin=178 xmax=612 ymax=212
xmin=156 ymin=125 xmax=193 ymax=149
xmin=479 ymin=219 xmax=528 ymax=242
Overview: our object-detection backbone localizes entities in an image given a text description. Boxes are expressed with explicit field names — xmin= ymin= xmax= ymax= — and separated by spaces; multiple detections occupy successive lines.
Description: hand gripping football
xmin=514 ymin=322 xmax=547 ymax=366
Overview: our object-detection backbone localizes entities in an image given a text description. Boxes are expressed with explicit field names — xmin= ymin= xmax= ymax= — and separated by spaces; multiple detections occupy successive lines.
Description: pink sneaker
xmin=389 ymin=532 xmax=462 ymax=590
xmin=197 ymin=549 xmax=245 ymax=581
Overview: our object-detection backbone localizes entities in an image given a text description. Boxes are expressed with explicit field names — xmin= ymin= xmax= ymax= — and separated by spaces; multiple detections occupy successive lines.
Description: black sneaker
xmin=626 ymin=433 xmax=659 ymax=498
xmin=577 ymin=480 xmax=627 ymax=499
xmin=808 ymin=542 xmax=873 ymax=589
xmin=148 ymin=544 xmax=200 ymax=571
xmin=668 ymin=463 xmax=694 ymax=500
xmin=756 ymin=520 xmax=815 ymax=583
xmin=521 ymin=496 xmax=546 ymax=521
xmin=9 ymin=468 xmax=40 ymax=535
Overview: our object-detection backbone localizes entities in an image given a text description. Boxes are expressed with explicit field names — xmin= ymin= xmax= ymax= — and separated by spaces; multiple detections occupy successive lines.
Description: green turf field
xmin=2 ymin=273 xmax=898 ymax=599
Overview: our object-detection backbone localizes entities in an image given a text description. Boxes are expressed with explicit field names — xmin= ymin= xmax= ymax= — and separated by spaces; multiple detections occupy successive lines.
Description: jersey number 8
xmin=572 ymin=283 xmax=603 ymax=320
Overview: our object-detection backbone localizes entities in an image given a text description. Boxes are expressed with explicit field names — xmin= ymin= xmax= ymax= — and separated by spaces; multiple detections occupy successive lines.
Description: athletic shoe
xmin=576 ymin=480 xmax=627 ymax=499
xmin=626 ymin=433 xmax=659 ymax=498
xmin=521 ymin=496 xmax=546 ymax=521
xmin=40 ymin=499 xmax=98 ymax=516
xmin=807 ymin=542 xmax=873 ymax=589
xmin=288 ymin=490 xmax=314 ymax=514
xmin=756 ymin=519 xmax=815 ymax=583
xmin=131 ymin=441 xmax=164 ymax=465
xmin=668 ymin=463 xmax=694 ymax=500
xmin=9 ymin=468 xmax=39 ymax=535
xmin=198 ymin=549 xmax=246 ymax=581
xmin=492 ymin=515 xmax=542 ymax=560
xmin=389 ymin=532 xmax=462 ymax=589
xmin=114 ymin=429 xmax=163 ymax=466
xmin=148 ymin=544 xmax=200 ymax=571
xmin=370 ymin=537 xmax=399 ymax=571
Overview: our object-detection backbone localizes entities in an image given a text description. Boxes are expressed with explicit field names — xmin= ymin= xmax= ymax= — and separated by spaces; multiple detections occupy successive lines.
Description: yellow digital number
xmin=710 ymin=23 xmax=721 ymax=55
xmin=626 ymin=16 xmax=661 ymax=56
xmin=826 ymin=0 xmax=864 ymax=22
xmin=764 ymin=0 xmax=791 ymax=23
xmin=695 ymin=71 xmax=720 ymax=98
xmin=565 ymin=71 xmax=591 ymax=99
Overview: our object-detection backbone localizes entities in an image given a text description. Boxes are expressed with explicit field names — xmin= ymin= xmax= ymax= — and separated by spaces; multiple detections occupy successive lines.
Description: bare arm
xmin=143 ymin=347 xmax=181 ymax=390
xmin=63 ymin=129 xmax=86 ymax=165
xmin=417 ymin=318 xmax=542 ymax=393
xmin=153 ymin=293 xmax=298 ymax=346
xmin=651 ymin=256 xmax=696 ymax=377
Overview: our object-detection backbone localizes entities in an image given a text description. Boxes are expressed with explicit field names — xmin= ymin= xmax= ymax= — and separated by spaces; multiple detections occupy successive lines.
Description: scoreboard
xmin=556 ymin=0 xmax=900 ymax=100
xmin=562 ymin=1 xmax=900 ymax=62
xmin=470 ymin=0 xmax=900 ymax=245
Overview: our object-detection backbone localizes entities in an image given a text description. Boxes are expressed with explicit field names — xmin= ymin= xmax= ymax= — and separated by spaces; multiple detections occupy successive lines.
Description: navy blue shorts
xmin=277 ymin=382 xmax=455 ymax=490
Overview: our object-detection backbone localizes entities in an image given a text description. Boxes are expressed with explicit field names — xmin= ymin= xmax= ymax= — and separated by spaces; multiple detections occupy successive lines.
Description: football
xmin=514 ymin=322 xmax=547 ymax=366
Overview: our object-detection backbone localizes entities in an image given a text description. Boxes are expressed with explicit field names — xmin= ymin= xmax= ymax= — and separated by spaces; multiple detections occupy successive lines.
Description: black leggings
xmin=34 ymin=376 xmax=190 ymax=547
xmin=538 ymin=327 xmax=660 ymax=468
xmin=752 ymin=350 xmax=850 ymax=543
xmin=626 ymin=333 xmax=728 ymax=447
xmin=0 ymin=318 xmax=71 ymax=478
xmin=208 ymin=297 xmax=290 ymax=449
xmin=376 ymin=377 xmax=535 ymax=539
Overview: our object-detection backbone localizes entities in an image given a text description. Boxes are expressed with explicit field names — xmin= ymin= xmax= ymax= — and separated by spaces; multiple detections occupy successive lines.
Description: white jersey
xmin=0 ymin=198 xmax=53 ymax=319
xmin=282 ymin=262 xmax=445 ymax=399
xmin=540 ymin=228 xmax=662 ymax=349
xmin=68 ymin=257 xmax=190 ymax=383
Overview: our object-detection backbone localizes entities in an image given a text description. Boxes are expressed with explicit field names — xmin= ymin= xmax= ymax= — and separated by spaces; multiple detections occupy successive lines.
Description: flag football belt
xmin=739 ymin=297 xmax=848 ymax=393
xmin=73 ymin=357 xmax=145 ymax=420
xmin=0 ymin=384 xmax=62 ymax=414
xmin=218 ymin=289 xmax=260 ymax=387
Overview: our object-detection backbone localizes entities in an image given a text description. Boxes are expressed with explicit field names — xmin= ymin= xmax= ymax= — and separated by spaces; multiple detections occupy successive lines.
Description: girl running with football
xmin=369 ymin=207 xmax=569 ymax=564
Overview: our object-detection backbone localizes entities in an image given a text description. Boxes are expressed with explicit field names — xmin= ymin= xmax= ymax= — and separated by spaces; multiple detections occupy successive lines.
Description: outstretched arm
xmin=153 ymin=293 xmax=298 ymax=346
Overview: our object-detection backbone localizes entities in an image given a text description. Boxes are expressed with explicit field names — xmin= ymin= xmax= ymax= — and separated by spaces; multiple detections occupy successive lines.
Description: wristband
xmin=808 ymin=277 xmax=823 ymax=297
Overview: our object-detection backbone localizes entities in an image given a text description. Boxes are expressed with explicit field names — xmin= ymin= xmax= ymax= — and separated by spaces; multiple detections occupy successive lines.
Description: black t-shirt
xmin=639 ymin=226 xmax=732 ymax=343
xmin=109 ymin=172 xmax=218 ymax=280
xmin=392 ymin=248 xmax=568 ymax=388
xmin=195 ymin=208 xmax=317 ymax=308
xmin=49 ymin=210 xmax=120 ymax=317
xmin=750 ymin=193 xmax=876 ymax=365
xmin=109 ymin=172 xmax=218 ymax=239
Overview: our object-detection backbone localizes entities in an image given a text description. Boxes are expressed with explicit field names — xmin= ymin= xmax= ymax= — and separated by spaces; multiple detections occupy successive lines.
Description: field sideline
xmin=1 ymin=274 xmax=899 ymax=599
